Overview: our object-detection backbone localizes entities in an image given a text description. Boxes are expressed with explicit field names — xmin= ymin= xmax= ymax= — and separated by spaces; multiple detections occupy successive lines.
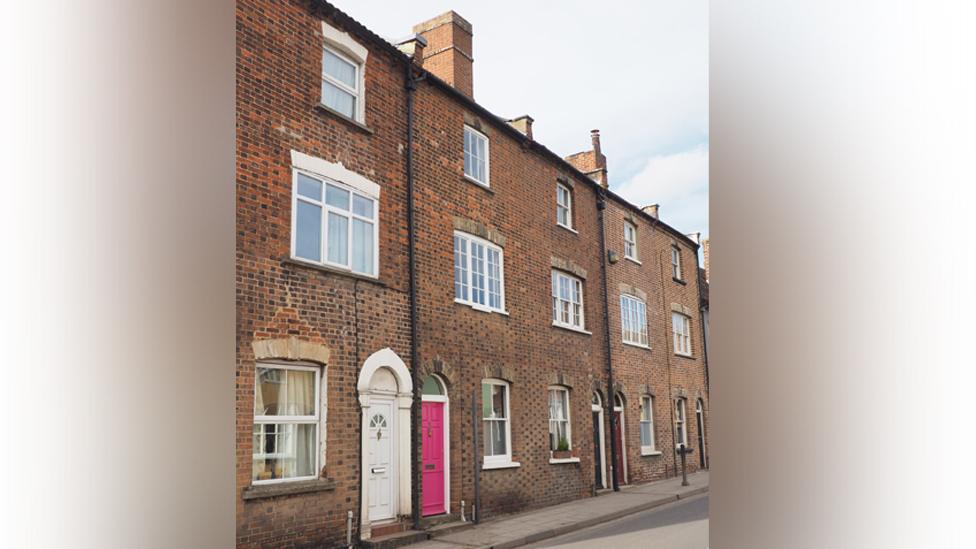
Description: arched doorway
xmin=591 ymin=391 xmax=607 ymax=490
xmin=421 ymin=374 xmax=449 ymax=516
xmin=357 ymin=348 xmax=412 ymax=540
xmin=613 ymin=393 xmax=628 ymax=485
xmin=696 ymin=399 xmax=707 ymax=468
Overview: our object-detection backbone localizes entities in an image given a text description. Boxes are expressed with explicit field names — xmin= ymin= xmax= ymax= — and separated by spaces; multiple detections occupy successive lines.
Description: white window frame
xmin=672 ymin=312 xmax=692 ymax=356
xmin=620 ymin=294 xmax=649 ymax=348
xmin=463 ymin=125 xmax=490 ymax=187
xmin=624 ymin=221 xmax=639 ymax=261
xmin=291 ymin=168 xmax=379 ymax=277
xmin=482 ymin=379 xmax=518 ymax=469
xmin=675 ymin=398 xmax=688 ymax=449
xmin=548 ymin=386 xmax=572 ymax=451
xmin=671 ymin=245 xmax=682 ymax=280
xmin=552 ymin=270 xmax=585 ymax=331
xmin=640 ymin=395 xmax=659 ymax=455
xmin=252 ymin=362 xmax=322 ymax=485
xmin=321 ymin=22 xmax=368 ymax=123
xmin=453 ymin=231 xmax=506 ymax=313
xmin=556 ymin=182 xmax=574 ymax=230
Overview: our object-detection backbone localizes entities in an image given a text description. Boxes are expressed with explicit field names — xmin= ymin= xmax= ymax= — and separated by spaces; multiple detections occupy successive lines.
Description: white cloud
xmin=614 ymin=145 xmax=709 ymax=237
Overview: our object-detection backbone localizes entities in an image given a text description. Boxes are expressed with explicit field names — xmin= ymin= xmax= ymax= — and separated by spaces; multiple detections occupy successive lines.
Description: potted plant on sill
xmin=552 ymin=437 xmax=573 ymax=459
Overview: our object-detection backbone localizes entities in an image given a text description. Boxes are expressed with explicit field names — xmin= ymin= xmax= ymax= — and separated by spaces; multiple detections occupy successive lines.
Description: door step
xmin=360 ymin=529 xmax=428 ymax=549
xmin=369 ymin=521 xmax=409 ymax=539
xmin=427 ymin=520 xmax=474 ymax=538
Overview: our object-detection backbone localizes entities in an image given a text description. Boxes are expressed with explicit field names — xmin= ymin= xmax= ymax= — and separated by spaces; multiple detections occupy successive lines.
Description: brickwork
xmin=236 ymin=1 xmax=708 ymax=546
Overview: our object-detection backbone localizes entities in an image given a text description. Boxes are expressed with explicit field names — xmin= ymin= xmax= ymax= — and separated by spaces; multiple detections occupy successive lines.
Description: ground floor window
xmin=253 ymin=363 xmax=320 ymax=483
xmin=482 ymin=379 xmax=512 ymax=465
xmin=548 ymin=387 xmax=571 ymax=451
xmin=640 ymin=395 xmax=656 ymax=452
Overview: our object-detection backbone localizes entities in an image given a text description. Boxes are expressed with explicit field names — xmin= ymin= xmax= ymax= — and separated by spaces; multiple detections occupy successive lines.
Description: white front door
xmin=367 ymin=398 xmax=395 ymax=522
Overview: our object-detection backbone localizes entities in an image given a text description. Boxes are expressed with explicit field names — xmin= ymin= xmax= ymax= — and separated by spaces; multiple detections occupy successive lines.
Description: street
xmin=523 ymin=494 xmax=709 ymax=549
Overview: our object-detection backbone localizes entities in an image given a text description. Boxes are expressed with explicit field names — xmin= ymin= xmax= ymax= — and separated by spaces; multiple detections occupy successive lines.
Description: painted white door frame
xmin=591 ymin=392 xmax=607 ymax=489
xmin=358 ymin=348 xmax=413 ymax=541
xmin=613 ymin=394 xmax=628 ymax=484
xmin=421 ymin=374 xmax=450 ymax=515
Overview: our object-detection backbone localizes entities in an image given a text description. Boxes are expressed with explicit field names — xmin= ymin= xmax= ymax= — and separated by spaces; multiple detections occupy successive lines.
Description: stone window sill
xmin=557 ymin=223 xmax=578 ymax=235
xmin=672 ymin=277 xmax=687 ymax=285
xmin=314 ymin=103 xmax=374 ymax=134
xmin=674 ymin=352 xmax=696 ymax=360
xmin=462 ymin=175 xmax=495 ymax=193
xmin=454 ymin=298 xmax=510 ymax=316
xmin=552 ymin=322 xmax=592 ymax=336
xmin=549 ymin=457 xmax=581 ymax=464
xmin=641 ymin=449 xmax=663 ymax=457
xmin=283 ymin=257 xmax=386 ymax=287
xmin=622 ymin=341 xmax=652 ymax=351
xmin=243 ymin=478 xmax=337 ymax=500
xmin=482 ymin=461 xmax=521 ymax=470
xmin=625 ymin=256 xmax=642 ymax=266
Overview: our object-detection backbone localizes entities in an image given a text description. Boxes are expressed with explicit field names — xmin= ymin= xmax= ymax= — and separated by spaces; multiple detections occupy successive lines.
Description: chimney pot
xmin=642 ymin=204 xmax=660 ymax=219
xmin=395 ymin=34 xmax=427 ymax=66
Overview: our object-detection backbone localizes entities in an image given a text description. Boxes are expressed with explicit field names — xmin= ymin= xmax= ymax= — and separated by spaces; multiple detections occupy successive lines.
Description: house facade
xmin=236 ymin=2 xmax=708 ymax=547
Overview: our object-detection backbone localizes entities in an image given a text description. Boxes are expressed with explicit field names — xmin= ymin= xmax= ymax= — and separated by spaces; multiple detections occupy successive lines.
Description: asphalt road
xmin=523 ymin=493 xmax=709 ymax=549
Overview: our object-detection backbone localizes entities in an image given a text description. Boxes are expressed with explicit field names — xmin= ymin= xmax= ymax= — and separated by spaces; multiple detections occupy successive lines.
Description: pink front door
xmin=421 ymin=401 xmax=446 ymax=516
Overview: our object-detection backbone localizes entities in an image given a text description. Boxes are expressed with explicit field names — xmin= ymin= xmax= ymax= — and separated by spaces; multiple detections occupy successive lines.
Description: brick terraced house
xmin=236 ymin=2 xmax=709 ymax=547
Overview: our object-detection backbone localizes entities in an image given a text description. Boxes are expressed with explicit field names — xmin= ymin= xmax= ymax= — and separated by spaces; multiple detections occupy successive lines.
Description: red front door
xmin=613 ymin=411 xmax=625 ymax=485
xmin=421 ymin=401 xmax=446 ymax=516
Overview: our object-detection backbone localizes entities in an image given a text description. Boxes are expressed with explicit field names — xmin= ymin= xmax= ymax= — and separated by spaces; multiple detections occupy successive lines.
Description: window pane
xmin=640 ymin=422 xmax=652 ymax=446
xmin=322 ymin=81 xmax=355 ymax=118
xmin=455 ymin=236 xmax=469 ymax=301
xmin=482 ymin=383 xmax=492 ymax=418
xmin=252 ymin=423 xmax=316 ymax=481
xmin=255 ymin=367 xmax=316 ymax=416
xmin=492 ymin=385 xmax=506 ymax=418
xmin=297 ymin=174 xmax=322 ymax=200
xmin=323 ymin=49 xmax=356 ymax=88
xmin=351 ymin=218 xmax=373 ymax=274
xmin=295 ymin=201 xmax=322 ymax=261
xmin=422 ymin=375 xmax=443 ymax=396
xmin=471 ymin=242 xmax=485 ymax=305
xmin=327 ymin=212 xmax=349 ymax=265
xmin=352 ymin=195 xmax=374 ymax=219
xmin=487 ymin=248 xmax=501 ymax=309
xmin=325 ymin=183 xmax=350 ymax=210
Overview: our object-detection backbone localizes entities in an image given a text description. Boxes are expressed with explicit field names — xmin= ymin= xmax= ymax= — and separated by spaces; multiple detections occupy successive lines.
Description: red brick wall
xmin=236 ymin=1 xmax=411 ymax=546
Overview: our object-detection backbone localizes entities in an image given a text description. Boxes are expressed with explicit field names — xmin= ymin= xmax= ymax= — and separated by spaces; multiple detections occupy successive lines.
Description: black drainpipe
xmin=596 ymin=188 xmax=620 ymax=492
xmin=405 ymin=61 xmax=423 ymax=530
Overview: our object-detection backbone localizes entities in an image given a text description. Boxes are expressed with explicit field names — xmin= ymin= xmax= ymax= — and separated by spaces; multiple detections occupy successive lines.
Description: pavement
xmin=402 ymin=471 xmax=708 ymax=549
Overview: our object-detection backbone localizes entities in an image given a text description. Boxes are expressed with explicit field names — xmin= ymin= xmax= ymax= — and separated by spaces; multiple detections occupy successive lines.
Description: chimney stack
xmin=701 ymin=238 xmax=710 ymax=282
xmin=395 ymin=34 xmax=427 ymax=66
xmin=413 ymin=11 xmax=474 ymax=98
xmin=565 ymin=129 xmax=608 ymax=188
xmin=642 ymin=204 xmax=659 ymax=219
xmin=508 ymin=115 xmax=534 ymax=140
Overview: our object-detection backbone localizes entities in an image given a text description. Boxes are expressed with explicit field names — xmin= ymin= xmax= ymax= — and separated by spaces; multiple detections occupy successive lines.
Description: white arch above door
xmin=358 ymin=348 xmax=412 ymax=394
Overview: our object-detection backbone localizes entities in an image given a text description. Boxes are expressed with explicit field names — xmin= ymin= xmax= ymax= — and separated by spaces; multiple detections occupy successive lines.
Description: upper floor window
xmin=292 ymin=170 xmax=377 ymax=277
xmin=671 ymin=245 xmax=682 ymax=280
xmin=463 ymin=125 xmax=489 ymax=186
xmin=640 ymin=395 xmax=657 ymax=453
xmin=620 ymin=294 xmax=649 ymax=347
xmin=253 ymin=363 xmax=321 ymax=484
xmin=454 ymin=232 xmax=505 ymax=312
xmin=672 ymin=312 xmax=692 ymax=356
xmin=556 ymin=183 xmax=573 ymax=229
xmin=548 ymin=387 xmax=572 ymax=452
xmin=482 ymin=379 xmax=514 ymax=467
xmin=321 ymin=23 xmax=368 ymax=123
xmin=675 ymin=398 xmax=688 ymax=448
xmin=552 ymin=271 xmax=584 ymax=330
xmin=624 ymin=221 xmax=638 ymax=261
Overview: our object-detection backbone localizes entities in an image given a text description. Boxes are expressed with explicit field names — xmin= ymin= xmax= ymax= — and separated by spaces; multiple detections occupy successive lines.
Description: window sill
xmin=557 ymin=223 xmax=578 ymax=235
xmin=672 ymin=277 xmax=687 ymax=285
xmin=622 ymin=341 xmax=652 ymax=351
xmin=482 ymin=461 xmax=521 ymax=470
xmin=243 ymin=478 xmax=337 ymax=500
xmin=674 ymin=352 xmax=695 ymax=359
xmin=548 ymin=457 xmax=581 ymax=465
xmin=454 ymin=299 xmax=509 ymax=316
xmin=625 ymin=256 xmax=642 ymax=266
xmin=283 ymin=257 xmax=385 ymax=286
xmin=552 ymin=322 xmax=591 ymax=336
xmin=640 ymin=449 xmax=663 ymax=457
xmin=314 ymin=103 xmax=374 ymax=134
xmin=462 ymin=175 xmax=494 ymax=193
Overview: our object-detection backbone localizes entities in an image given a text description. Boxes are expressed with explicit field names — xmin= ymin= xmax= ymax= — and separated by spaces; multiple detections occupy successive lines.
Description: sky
xmin=344 ymin=1 xmax=708 ymax=243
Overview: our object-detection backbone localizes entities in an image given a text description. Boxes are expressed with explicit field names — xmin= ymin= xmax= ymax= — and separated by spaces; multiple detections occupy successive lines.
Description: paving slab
xmin=402 ymin=471 xmax=708 ymax=549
